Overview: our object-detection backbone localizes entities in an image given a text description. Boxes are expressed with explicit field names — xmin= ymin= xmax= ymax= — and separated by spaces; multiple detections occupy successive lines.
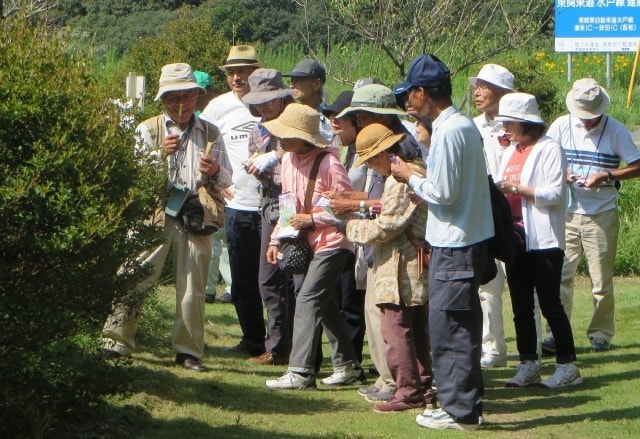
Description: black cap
xmin=321 ymin=91 xmax=354 ymax=118
xmin=283 ymin=59 xmax=326 ymax=84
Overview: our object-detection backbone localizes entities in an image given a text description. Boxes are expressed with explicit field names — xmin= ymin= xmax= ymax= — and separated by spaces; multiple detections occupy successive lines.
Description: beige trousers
xmin=553 ymin=209 xmax=619 ymax=342
xmin=364 ymin=268 xmax=396 ymax=392
xmin=102 ymin=216 xmax=212 ymax=359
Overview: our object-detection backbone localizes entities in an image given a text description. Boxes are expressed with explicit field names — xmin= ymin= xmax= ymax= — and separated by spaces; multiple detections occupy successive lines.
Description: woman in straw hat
xmin=262 ymin=103 xmax=364 ymax=390
xmin=494 ymin=93 xmax=582 ymax=389
xmin=345 ymin=123 xmax=433 ymax=413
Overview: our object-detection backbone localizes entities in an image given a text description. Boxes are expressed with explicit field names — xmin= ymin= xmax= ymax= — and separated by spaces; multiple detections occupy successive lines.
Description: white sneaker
xmin=321 ymin=364 xmax=365 ymax=386
xmin=481 ymin=353 xmax=507 ymax=368
xmin=540 ymin=363 xmax=583 ymax=388
xmin=416 ymin=410 xmax=479 ymax=431
xmin=265 ymin=371 xmax=316 ymax=390
xmin=505 ymin=361 xmax=541 ymax=387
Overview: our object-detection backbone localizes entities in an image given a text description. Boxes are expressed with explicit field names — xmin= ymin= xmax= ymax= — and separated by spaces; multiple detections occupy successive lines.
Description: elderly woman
xmin=495 ymin=93 xmax=582 ymax=388
xmin=263 ymin=103 xmax=363 ymax=390
xmin=241 ymin=68 xmax=295 ymax=366
xmin=346 ymin=123 xmax=432 ymax=412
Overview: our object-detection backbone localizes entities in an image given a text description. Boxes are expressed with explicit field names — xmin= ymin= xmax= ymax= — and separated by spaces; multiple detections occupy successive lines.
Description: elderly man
xmin=392 ymin=54 xmax=492 ymax=431
xmin=102 ymin=63 xmax=229 ymax=372
xmin=200 ymin=45 xmax=266 ymax=357
xmin=546 ymin=78 xmax=640 ymax=353
xmin=469 ymin=64 xmax=516 ymax=369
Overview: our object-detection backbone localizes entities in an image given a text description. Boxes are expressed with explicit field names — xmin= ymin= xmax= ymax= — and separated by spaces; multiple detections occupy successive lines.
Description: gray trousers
xmin=429 ymin=242 xmax=487 ymax=425
xmin=288 ymin=249 xmax=359 ymax=374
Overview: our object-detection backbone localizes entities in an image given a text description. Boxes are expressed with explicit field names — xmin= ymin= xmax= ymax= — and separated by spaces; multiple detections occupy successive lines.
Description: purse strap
xmin=304 ymin=151 xmax=329 ymax=213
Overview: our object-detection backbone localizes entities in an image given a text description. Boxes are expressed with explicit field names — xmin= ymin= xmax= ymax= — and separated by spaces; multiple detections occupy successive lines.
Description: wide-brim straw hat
xmin=566 ymin=78 xmax=610 ymax=119
xmin=155 ymin=63 xmax=204 ymax=101
xmin=353 ymin=123 xmax=406 ymax=167
xmin=261 ymin=103 xmax=328 ymax=148
xmin=495 ymin=92 xmax=544 ymax=124
xmin=219 ymin=45 xmax=263 ymax=71
xmin=336 ymin=84 xmax=406 ymax=119
xmin=242 ymin=68 xmax=294 ymax=105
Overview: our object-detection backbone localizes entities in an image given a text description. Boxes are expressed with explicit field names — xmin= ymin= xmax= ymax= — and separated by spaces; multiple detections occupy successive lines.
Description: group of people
xmin=100 ymin=44 xmax=640 ymax=431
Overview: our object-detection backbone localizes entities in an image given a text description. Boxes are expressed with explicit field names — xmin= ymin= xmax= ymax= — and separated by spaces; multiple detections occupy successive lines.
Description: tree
xmin=0 ymin=16 xmax=163 ymax=437
xmin=303 ymin=0 xmax=553 ymax=80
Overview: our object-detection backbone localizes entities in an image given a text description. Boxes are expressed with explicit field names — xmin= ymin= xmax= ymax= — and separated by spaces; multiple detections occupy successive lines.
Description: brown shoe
xmin=175 ymin=354 xmax=207 ymax=372
xmin=249 ymin=351 xmax=289 ymax=365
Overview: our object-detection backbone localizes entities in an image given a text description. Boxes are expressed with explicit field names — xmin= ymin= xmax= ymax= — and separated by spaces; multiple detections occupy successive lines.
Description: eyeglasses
xmin=163 ymin=91 xmax=199 ymax=104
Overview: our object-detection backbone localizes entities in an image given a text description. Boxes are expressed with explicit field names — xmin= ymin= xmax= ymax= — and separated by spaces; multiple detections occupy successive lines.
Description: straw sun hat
xmin=261 ymin=103 xmax=328 ymax=148
xmin=353 ymin=123 xmax=406 ymax=167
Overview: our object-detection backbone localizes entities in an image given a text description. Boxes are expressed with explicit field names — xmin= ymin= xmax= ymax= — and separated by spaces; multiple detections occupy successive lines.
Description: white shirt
xmin=474 ymin=112 xmax=509 ymax=178
xmin=200 ymin=91 xmax=262 ymax=211
xmin=498 ymin=136 xmax=567 ymax=250
xmin=547 ymin=114 xmax=640 ymax=215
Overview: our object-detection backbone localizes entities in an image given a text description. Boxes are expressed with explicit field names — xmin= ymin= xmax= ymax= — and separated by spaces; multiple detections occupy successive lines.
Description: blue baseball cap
xmin=406 ymin=54 xmax=450 ymax=88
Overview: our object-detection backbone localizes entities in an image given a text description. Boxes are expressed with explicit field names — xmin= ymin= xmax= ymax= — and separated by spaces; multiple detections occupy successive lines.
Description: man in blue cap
xmin=391 ymin=54 xmax=493 ymax=431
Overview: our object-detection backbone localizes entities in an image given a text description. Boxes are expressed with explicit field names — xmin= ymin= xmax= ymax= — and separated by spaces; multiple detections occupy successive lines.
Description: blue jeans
xmin=225 ymin=208 xmax=265 ymax=348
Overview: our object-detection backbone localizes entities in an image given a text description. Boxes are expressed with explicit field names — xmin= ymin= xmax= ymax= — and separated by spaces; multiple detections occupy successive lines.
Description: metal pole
xmin=627 ymin=40 xmax=640 ymax=108
xmin=567 ymin=53 xmax=572 ymax=83
xmin=606 ymin=52 xmax=611 ymax=89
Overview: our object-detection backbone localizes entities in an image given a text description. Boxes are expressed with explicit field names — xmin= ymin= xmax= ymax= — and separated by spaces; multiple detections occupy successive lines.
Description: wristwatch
xmin=512 ymin=185 xmax=519 ymax=194
xmin=359 ymin=200 xmax=366 ymax=214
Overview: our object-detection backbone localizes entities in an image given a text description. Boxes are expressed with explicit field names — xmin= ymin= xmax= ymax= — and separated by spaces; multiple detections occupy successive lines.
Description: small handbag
xmin=277 ymin=152 xmax=328 ymax=274
xmin=277 ymin=235 xmax=312 ymax=274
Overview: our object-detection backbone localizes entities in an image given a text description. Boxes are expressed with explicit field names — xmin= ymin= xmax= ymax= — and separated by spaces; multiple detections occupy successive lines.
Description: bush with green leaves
xmin=0 ymin=17 xmax=164 ymax=438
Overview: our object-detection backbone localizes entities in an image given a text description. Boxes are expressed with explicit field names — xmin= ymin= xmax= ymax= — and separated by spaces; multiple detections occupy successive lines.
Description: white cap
xmin=469 ymin=64 xmax=515 ymax=91
xmin=495 ymin=93 xmax=544 ymax=124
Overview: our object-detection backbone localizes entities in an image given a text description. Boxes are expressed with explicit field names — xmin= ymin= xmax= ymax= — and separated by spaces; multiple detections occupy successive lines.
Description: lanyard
xmin=170 ymin=119 xmax=194 ymax=184
xmin=568 ymin=115 xmax=608 ymax=177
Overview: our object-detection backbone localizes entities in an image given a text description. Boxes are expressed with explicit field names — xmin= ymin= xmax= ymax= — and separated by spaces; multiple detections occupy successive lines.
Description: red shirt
xmin=502 ymin=144 xmax=534 ymax=221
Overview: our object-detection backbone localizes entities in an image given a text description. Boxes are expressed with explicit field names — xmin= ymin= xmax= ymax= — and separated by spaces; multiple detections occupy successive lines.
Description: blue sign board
xmin=555 ymin=1 xmax=640 ymax=52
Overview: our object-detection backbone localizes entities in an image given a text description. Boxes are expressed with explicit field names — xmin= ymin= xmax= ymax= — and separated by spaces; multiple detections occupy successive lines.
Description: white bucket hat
xmin=468 ymin=64 xmax=515 ymax=91
xmin=261 ymin=103 xmax=328 ymax=148
xmin=566 ymin=78 xmax=610 ymax=119
xmin=155 ymin=63 xmax=204 ymax=101
xmin=495 ymin=93 xmax=544 ymax=124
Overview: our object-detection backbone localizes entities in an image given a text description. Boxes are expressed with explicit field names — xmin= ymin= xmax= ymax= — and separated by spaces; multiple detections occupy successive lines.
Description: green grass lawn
xmin=100 ymin=276 xmax=640 ymax=438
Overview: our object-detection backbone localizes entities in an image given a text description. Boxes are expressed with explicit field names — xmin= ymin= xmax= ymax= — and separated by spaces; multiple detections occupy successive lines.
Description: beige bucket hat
xmin=566 ymin=78 xmax=610 ymax=119
xmin=154 ymin=63 xmax=204 ymax=101
xmin=261 ymin=103 xmax=328 ymax=148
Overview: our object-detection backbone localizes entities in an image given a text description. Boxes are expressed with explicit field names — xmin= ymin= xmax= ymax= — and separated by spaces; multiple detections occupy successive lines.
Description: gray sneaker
xmin=506 ymin=361 xmax=541 ymax=387
xmin=357 ymin=385 xmax=379 ymax=397
xmin=266 ymin=371 xmax=316 ymax=390
xmin=365 ymin=390 xmax=395 ymax=403
xmin=540 ymin=363 xmax=583 ymax=388
xmin=216 ymin=291 xmax=232 ymax=303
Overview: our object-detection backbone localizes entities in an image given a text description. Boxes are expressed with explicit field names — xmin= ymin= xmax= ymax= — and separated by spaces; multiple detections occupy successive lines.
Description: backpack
xmin=486 ymin=174 xmax=516 ymax=265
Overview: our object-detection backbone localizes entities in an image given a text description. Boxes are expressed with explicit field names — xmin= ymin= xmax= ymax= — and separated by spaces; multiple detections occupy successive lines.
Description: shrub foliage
xmin=0 ymin=17 xmax=163 ymax=437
